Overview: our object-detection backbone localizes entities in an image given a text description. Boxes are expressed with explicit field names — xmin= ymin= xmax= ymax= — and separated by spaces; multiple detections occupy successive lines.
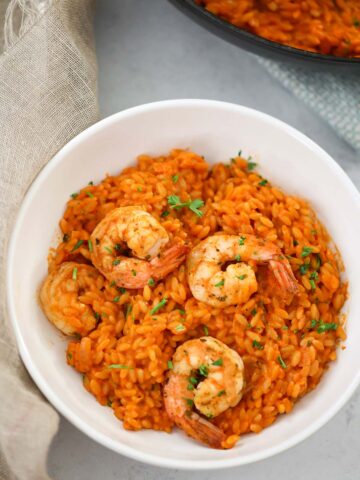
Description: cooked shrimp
xmin=90 ymin=206 xmax=188 ymax=288
xmin=40 ymin=262 xmax=102 ymax=336
xmin=164 ymin=336 xmax=244 ymax=448
xmin=187 ymin=234 xmax=298 ymax=307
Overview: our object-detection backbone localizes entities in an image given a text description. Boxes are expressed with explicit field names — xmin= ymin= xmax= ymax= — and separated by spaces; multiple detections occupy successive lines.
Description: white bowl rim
xmin=6 ymin=99 xmax=360 ymax=470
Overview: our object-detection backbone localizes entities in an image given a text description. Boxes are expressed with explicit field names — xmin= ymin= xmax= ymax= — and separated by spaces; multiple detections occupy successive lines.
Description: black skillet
xmin=169 ymin=0 xmax=360 ymax=72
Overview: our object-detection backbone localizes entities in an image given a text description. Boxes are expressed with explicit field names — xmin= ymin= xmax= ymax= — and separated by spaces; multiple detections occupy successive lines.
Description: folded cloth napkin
xmin=258 ymin=58 xmax=360 ymax=152
xmin=0 ymin=1 xmax=98 ymax=479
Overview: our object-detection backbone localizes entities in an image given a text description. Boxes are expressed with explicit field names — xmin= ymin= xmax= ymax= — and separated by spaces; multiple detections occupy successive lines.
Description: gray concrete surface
xmin=48 ymin=1 xmax=360 ymax=478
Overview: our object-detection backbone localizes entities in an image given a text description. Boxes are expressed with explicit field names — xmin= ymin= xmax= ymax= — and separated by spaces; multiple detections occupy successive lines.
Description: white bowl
xmin=7 ymin=100 xmax=360 ymax=470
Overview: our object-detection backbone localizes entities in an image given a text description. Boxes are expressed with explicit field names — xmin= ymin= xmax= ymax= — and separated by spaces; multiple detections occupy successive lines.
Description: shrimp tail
xmin=270 ymin=259 xmax=299 ymax=295
xmin=151 ymin=243 xmax=189 ymax=280
xmin=177 ymin=412 xmax=227 ymax=449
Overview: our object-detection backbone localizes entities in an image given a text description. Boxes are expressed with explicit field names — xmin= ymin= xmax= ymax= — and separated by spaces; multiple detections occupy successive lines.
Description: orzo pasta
xmin=197 ymin=0 xmax=360 ymax=58
xmin=40 ymin=149 xmax=347 ymax=448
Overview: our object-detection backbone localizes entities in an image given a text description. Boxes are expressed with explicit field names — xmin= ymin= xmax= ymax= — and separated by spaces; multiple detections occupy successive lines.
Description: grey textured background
xmin=48 ymin=1 xmax=360 ymax=478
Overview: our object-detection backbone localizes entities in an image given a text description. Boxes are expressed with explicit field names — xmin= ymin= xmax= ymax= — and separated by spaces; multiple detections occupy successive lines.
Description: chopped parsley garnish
xmin=282 ymin=326 xmax=289 ymax=330
xmin=167 ymin=360 xmax=173 ymax=370
xmin=217 ymin=390 xmax=225 ymax=397
xmin=118 ymin=287 xmax=127 ymax=294
xmin=299 ymin=263 xmax=310 ymax=275
xmin=301 ymin=246 xmax=313 ymax=258
xmin=293 ymin=239 xmax=299 ymax=246
xmin=109 ymin=281 xmax=116 ymax=288
xmin=131 ymin=269 xmax=137 ymax=276
xmin=150 ymin=297 xmax=168 ymax=315
xmin=316 ymin=322 xmax=337 ymax=333
xmin=114 ymin=243 xmax=122 ymax=252
xmin=212 ymin=358 xmax=223 ymax=366
xmin=72 ymin=267 xmax=78 ymax=281
xmin=148 ymin=278 xmax=155 ymax=286
xmin=239 ymin=235 xmax=246 ymax=245
xmin=277 ymin=355 xmax=287 ymax=369
xmin=237 ymin=274 xmax=247 ymax=280
xmin=167 ymin=195 xmax=204 ymax=217
xmin=104 ymin=246 xmax=113 ymax=254
xmin=88 ymin=239 xmax=93 ymax=252
xmin=112 ymin=259 xmax=121 ymax=266
xmin=70 ymin=192 xmax=78 ymax=199
xmin=215 ymin=279 xmax=225 ymax=288
xmin=235 ymin=254 xmax=241 ymax=262
xmin=63 ymin=233 xmax=69 ymax=243
xmin=71 ymin=239 xmax=83 ymax=252
xmin=189 ymin=376 xmax=198 ymax=386
xmin=309 ymin=279 xmax=316 ymax=290
xmin=315 ymin=253 xmax=322 ymax=270
xmin=310 ymin=319 xmax=318 ymax=329
xmin=203 ymin=325 xmax=209 ymax=336
xmin=175 ymin=324 xmax=185 ymax=332
xmin=199 ymin=364 xmax=209 ymax=377
xmin=161 ymin=210 xmax=170 ymax=217
xmin=310 ymin=271 xmax=318 ymax=280
xmin=185 ymin=398 xmax=194 ymax=408
xmin=85 ymin=191 xmax=94 ymax=198
xmin=172 ymin=174 xmax=179 ymax=183
xmin=94 ymin=312 xmax=100 ymax=321
xmin=187 ymin=384 xmax=194 ymax=391
xmin=252 ymin=340 xmax=264 ymax=350
xmin=113 ymin=296 xmax=120 ymax=303
xmin=258 ymin=179 xmax=268 ymax=186
xmin=107 ymin=364 xmax=133 ymax=370
xmin=67 ymin=352 xmax=72 ymax=360
xmin=206 ymin=413 xmax=214 ymax=419
xmin=251 ymin=308 xmax=257 ymax=316
xmin=125 ymin=304 xmax=132 ymax=318
xmin=88 ymin=181 xmax=93 ymax=186
xmin=137 ymin=187 xmax=142 ymax=192
xmin=247 ymin=161 xmax=257 ymax=171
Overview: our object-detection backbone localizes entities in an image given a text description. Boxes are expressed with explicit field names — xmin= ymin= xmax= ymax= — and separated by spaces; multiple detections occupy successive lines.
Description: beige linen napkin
xmin=0 ymin=1 xmax=98 ymax=478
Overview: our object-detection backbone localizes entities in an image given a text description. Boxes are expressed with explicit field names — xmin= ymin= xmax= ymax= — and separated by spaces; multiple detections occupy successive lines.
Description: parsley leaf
xmin=317 ymin=322 xmax=337 ymax=333
xmin=198 ymin=364 xmax=209 ymax=377
xmin=301 ymin=246 xmax=313 ymax=258
xmin=167 ymin=195 xmax=204 ymax=217
xmin=150 ymin=297 xmax=168 ymax=315
xmin=299 ymin=263 xmax=310 ymax=275
xmin=239 ymin=235 xmax=246 ymax=245
xmin=107 ymin=364 xmax=133 ymax=370
xmin=71 ymin=239 xmax=83 ymax=252
xmin=212 ymin=358 xmax=223 ymax=366
xmin=277 ymin=355 xmax=287 ymax=369
xmin=252 ymin=340 xmax=264 ymax=350
xmin=72 ymin=267 xmax=78 ymax=281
